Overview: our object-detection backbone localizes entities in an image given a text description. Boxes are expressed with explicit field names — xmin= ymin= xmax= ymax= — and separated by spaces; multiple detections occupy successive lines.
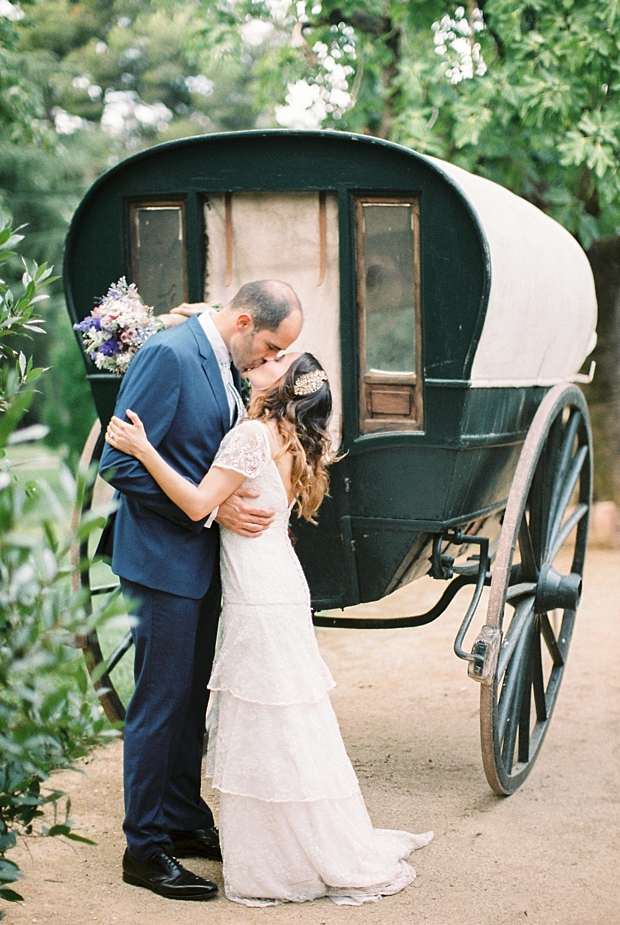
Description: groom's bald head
xmin=222 ymin=280 xmax=303 ymax=373
xmin=228 ymin=280 xmax=303 ymax=332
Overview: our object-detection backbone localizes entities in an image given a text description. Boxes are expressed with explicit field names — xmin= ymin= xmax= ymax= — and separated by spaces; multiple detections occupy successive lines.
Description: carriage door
xmin=202 ymin=192 xmax=341 ymax=447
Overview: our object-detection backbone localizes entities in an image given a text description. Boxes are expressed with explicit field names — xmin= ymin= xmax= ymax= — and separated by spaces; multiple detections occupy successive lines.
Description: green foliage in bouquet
xmin=0 ymin=222 xmax=125 ymax=917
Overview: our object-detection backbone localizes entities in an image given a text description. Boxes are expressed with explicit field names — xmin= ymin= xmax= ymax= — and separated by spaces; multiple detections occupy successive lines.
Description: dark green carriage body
xmin=301 ymin=385 xmax=544 ymax=609
xmin=64 ymin=131 xmax=549 ymax=610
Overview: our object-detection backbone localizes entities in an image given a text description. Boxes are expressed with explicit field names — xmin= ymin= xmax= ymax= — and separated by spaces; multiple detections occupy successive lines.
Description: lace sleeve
xmin=213 ymin=420 xmax=271 ymax=479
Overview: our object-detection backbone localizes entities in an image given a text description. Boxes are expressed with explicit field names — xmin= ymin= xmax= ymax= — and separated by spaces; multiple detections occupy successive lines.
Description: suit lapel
xmin=188 ymin=315 xmax=230 ymax=432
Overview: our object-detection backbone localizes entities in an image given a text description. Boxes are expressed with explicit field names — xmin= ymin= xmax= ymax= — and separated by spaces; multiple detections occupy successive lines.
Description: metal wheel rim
xmin=480 ymin=383 xmax=592 ymax=794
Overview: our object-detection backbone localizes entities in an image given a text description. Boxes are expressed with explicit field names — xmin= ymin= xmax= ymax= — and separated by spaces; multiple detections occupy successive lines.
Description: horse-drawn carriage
xmin=65 ymin=130 xmax=596 ymax=795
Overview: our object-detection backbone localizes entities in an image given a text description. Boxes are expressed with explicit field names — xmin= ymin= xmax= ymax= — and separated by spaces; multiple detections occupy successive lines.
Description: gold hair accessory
xmin=293 ymin=370 xmax=328 ymax=397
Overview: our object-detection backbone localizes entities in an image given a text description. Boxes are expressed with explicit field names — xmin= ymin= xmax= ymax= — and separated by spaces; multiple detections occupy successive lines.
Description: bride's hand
xmin=170 ymin=302 xmax=208 ymax=317
xmin=156 ymin=303 xmax=207 ymax=328
xmin=158 ymin=312 xmax=188 ymax=328
xmin=105 ymin=410 xmax=151 ymax=460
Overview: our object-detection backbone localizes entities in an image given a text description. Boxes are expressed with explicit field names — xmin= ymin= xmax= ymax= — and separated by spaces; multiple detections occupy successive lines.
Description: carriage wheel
xmin=72 ymin=420 xmax=131 ymax=724
xmin=479 ymin=383 xmax=592 ymax=794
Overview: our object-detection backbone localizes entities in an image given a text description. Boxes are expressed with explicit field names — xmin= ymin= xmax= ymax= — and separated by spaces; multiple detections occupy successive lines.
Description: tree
xmin=196 ymin=0 xmax=620 ymax=503
xmin=0 ymin=0 xmax=45 ymax=145
xmin=0 ymin=222 xmax=123 ymax=917
xmin=2 ymin=0 xmax=261 ymax=460
xmin=199 ymin=1 xmax=620 ymax=244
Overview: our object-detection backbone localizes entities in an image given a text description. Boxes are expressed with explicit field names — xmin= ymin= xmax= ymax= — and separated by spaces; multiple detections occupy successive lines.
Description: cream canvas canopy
xmin=427 ymin=157 xmax=597 ymax=388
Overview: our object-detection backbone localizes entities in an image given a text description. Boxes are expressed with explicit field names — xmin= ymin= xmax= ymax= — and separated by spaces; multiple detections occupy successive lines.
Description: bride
xmin=105 ymin=350 xmax=432 ymax=906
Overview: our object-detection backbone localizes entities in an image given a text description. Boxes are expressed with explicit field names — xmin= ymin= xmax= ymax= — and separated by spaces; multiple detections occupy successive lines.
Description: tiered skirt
xmin=206 ymin=600 xmax=432 ymax=906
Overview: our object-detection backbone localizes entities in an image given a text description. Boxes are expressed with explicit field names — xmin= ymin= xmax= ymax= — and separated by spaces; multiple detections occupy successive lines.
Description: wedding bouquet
xmin=74 ymin=277 xmax=163 ymax=375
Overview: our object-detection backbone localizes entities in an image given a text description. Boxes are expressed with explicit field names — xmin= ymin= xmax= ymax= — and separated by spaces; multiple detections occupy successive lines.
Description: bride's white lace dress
xmin=206 ymin=420 xmax=432 ymax=906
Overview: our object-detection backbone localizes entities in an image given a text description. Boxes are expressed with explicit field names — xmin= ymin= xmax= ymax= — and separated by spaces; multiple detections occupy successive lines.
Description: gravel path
xmin=7 ymin=549 xmax=619 ymax=925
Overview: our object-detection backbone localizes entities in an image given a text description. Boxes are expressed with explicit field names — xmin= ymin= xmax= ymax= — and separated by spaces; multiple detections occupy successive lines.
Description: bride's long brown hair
xmin=247 ymin=352 xmax=332 ymax=522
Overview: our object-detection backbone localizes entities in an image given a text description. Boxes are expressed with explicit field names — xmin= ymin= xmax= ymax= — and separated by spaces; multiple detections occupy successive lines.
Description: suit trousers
xmin=120 ymin=572 xmax=221 ymax=860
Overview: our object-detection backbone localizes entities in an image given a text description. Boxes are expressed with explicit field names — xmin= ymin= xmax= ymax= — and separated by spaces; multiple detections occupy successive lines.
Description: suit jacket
xmin=99 ymin=314 xmax=237 ymax=600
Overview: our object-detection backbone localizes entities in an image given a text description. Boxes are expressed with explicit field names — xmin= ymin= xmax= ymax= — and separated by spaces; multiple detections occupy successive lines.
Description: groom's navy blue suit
xmin=100 ymin=314 xmax=237 ymax=860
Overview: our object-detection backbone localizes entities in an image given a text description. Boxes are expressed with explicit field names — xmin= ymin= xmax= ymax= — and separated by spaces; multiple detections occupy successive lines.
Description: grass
xmin=6 ymin=441 xmax=73 ymax=531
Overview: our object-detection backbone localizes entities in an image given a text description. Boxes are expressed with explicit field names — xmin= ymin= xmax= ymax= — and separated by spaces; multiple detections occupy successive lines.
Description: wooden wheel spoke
xmin=505 ymin=581 xmax=537 ymax=602
xmin=498 ymin=596 xmax=536 ymax=680
xmin=518 ymin=516 xmax=538 ymax=581
xmin=547 ymin=502 xmax=588 ymax=564
xmin=529 ymin=414 xmax=563 ymax=562
xmin=528 ymin=468 xmax=547 ymax=567
xmin=517 ymin=654 xmax=533 ymax=764
xmin=547 ymin=410 xmax=582 ymax=531
xmin=106 ymin=629 xmax=134 ymax=675
xmin=531 ymin=627 xmax=547 ymax=722
xmin=540 ymin=612 xmax=564 ymax=667
xmin=497 ymin=609 xmax=535 ymax=743
xmin=500 ymin=630 xmax=531 ymax=772
xmin=546 ymin=445 xmax=588 ymax=558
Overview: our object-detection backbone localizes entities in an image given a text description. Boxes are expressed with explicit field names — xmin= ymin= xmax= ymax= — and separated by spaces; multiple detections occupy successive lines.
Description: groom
xmin=99 ymin=280 xmax=303 ymax=900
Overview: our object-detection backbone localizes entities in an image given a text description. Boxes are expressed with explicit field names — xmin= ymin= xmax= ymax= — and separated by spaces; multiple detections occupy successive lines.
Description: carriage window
xmin=129 ymin=202 xmax=187 ymax=314
xmin=356 ymin=198 xmax=422 ymax=433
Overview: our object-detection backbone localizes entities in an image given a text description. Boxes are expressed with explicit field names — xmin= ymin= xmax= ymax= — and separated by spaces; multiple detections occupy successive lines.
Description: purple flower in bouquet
xmin=73 ymin=277 xmax=163 ymax=375
xmin=99 ymin=338 xmax=120 ymax=356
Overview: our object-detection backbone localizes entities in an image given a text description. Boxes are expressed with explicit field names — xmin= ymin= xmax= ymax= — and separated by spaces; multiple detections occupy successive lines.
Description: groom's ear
xmin=235 ymin=312 xmax=254 ymax=333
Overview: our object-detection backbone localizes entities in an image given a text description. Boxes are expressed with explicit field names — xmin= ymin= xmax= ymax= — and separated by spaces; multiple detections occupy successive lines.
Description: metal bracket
xmin=431 ymin=533 xmax=455 ymax=579
xmin=442 ymin=530 xmax=492 ymax=668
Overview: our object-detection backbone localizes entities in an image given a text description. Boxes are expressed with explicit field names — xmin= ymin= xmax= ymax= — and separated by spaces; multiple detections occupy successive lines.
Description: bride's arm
xmin=105 ymin=410 xmax=246 ymax=522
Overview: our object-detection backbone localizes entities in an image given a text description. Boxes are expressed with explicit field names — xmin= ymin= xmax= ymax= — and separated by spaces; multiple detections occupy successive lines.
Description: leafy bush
xmin=0 ymin=223 xmax=123 ymax=917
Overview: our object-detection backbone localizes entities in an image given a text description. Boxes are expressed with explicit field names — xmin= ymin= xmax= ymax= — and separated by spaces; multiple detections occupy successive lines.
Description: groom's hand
xmin=216 ymin=488 xmax=275 ymax=537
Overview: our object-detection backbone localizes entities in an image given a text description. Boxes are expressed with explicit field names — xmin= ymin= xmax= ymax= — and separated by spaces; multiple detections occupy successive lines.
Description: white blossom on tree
xmin=101 ymin=90 xmax=173 ymax=139
xmin=432 ymin=5 xmax=486 ymax=85
xmin=0 ymin=0 xmax=24 ymax=21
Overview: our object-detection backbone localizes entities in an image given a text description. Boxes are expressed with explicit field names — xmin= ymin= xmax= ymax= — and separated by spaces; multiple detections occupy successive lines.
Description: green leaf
xmin=63 ymin=832 xmax=96 ymax=845
xmin=76 ymin=666 xmax=88 ymax=695
xmin=0 ymin=859 xmax=20 ymax=883
xmin=0 ymin=888 xmax=24 ymax=902
xmin=44 ymin=824 xmax=71 ymax=837
xmin=0 ymin=234 xmax=24 ymax=252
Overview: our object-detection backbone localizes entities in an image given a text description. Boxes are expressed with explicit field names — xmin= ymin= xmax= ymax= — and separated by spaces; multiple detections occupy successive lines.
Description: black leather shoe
xmin=167 ymin=826 xmax=222 ymax=862
xmin=122 ymin=849 xmax=218 ymax=900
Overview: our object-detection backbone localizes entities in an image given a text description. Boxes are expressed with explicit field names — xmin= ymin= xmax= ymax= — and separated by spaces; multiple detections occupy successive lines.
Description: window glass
xmin=362 ymin=203 xmax=416 ymax=375
xmin=130 ymin=205 xmax=186 ymax=314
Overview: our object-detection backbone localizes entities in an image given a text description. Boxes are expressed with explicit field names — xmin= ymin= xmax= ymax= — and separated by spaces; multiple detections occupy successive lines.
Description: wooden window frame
xmin=128 ymin=199 xmax=188 ymax=313
xmin=355 ymin=196 xmax=423 ymax=434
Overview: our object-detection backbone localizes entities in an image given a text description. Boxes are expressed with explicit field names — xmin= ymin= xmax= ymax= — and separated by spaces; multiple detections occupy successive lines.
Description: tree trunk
xmin=585 ymin=236 xmax=620 ymax=504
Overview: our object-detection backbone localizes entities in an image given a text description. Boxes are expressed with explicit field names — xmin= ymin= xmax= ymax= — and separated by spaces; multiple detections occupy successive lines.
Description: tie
xmin=227 ymin=379 xmax=246 ymax=425
xmin=218 ymin=359 xmax=245 ymax=425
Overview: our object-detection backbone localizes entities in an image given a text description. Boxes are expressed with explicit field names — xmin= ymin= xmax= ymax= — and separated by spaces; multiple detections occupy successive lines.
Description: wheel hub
xmin=535 ymin=563 xmax=582 ymax=613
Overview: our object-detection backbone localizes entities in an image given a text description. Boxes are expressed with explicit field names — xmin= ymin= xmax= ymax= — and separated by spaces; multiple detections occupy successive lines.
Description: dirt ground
xmin=6 ymin=549 xmax=619 ymax=925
